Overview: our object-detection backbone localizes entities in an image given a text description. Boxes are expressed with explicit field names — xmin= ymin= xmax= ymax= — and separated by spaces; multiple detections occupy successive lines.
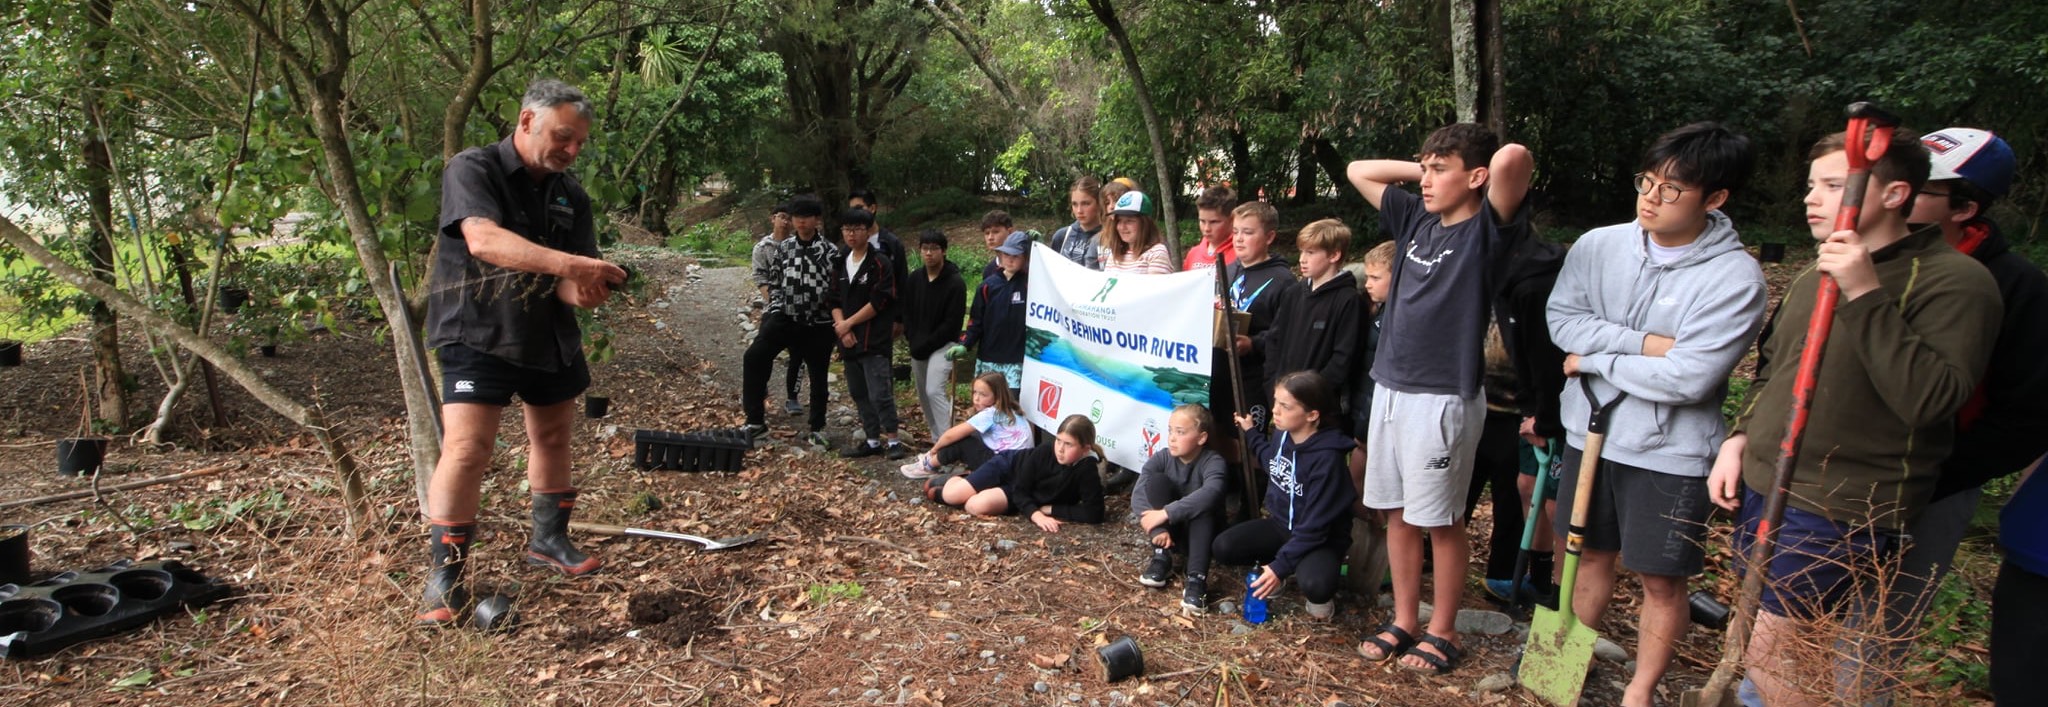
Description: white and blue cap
xmin=994 ymin=230 xmax=1033 ymax=256
xmin=1922 ymin=128 xmax=2015 ymax=199
xmin=1111 ymin=190 xmax=1155 ymax=218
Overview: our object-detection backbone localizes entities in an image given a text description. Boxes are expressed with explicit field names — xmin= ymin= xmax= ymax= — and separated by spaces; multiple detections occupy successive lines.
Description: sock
xmin=866 ymin=439 xmax=881 ymax=448
xmin=1530 ymin=555 xmax=1556 ymax=591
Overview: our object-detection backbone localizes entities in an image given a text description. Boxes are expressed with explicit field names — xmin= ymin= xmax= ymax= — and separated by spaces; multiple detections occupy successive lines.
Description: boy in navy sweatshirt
xmin=951 ymin=231 xmax=1032 ymax=400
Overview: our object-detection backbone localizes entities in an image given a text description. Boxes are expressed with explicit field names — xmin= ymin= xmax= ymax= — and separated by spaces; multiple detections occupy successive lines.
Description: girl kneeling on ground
xmin=1133 ymin=404 xmax=1229 ymax=614
xmin=934 ymin=415 xmax=1106 ymax=532
xmin=1220 ymin=371 xmax=1357 ymax=619
xmin=901 ymin=372 xmax=1033 ymax=479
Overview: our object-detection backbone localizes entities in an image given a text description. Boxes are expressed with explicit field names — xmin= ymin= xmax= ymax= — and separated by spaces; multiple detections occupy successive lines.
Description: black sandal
xmin=1356 ymin=623 xmax=1417 ymax=663
xmin=1401 ymin=633 xmax=1464 ymax=675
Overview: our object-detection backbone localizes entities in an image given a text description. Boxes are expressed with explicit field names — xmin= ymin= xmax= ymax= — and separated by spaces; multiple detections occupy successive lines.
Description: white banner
xmin=1022 ymin=243 xmax=1214 ymax=471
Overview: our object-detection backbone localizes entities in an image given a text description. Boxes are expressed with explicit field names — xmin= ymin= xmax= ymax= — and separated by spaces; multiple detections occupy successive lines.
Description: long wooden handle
xmin=568 ymin=521 xmax=629 ymax=536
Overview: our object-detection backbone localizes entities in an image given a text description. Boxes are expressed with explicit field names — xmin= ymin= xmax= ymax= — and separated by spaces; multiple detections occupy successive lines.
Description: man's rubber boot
xmin=527 ymin=489 xmax=602 ymax=576
xmin=417 ymin=522 xmax=475 ymax=627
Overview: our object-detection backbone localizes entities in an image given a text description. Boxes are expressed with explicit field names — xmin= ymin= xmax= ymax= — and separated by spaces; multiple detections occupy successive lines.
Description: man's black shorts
xmin=438 ymin=344 xmax=589 ymax=407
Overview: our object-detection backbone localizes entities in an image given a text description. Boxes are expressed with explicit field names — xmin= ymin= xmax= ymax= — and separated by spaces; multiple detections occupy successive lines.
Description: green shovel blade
xmin=1521 ymin=602 xmax=1596 ymax=706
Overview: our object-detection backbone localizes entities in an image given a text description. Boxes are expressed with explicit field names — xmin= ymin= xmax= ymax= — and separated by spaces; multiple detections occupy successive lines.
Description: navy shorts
xmin=1735 ymin=487 xmax=1900 ymax=620
xmin=961 ymin=461 xmax=1019 ymax=515
xmin=438 ymin=344 xmax=590 ymax=407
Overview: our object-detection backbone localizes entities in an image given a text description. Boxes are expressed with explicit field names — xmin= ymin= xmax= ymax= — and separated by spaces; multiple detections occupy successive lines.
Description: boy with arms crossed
xmin=1346 ymin=123 xmax=1532 ymax=674
xmin=1545 ymin=122 xmax=1767 ymax=706
xmin=1708 ymin=129 xmax=1999 ymax=707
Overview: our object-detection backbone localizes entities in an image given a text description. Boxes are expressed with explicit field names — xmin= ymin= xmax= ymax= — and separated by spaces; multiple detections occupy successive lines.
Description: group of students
xmin=738 ymin=118 xmax=2045 ymax=705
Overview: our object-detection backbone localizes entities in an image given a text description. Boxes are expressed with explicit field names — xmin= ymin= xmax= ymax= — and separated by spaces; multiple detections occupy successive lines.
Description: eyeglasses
xmin=1633 ymin=173 xmax=1692 ymax=204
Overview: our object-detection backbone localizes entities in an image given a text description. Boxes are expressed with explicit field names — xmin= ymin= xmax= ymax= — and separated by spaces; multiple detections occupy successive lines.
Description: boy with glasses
xmin=1545 ymin=122 xmax=1768 ymax=706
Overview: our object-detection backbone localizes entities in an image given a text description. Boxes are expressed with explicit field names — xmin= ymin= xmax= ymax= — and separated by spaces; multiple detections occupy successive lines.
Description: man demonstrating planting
xmin=419 ymin=79 xmax=626 ymax=626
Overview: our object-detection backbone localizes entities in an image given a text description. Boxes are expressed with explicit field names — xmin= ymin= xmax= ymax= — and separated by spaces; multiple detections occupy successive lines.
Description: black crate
xmin=632 ymin=428 xmax=752 ymax=472
xmin=0 ymin=559 xmax=231 ymax=659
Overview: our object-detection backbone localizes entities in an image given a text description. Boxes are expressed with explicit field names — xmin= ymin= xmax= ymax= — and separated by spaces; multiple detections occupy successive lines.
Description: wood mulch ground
xmin=0 ymin=240 xmax=1992 ymax=706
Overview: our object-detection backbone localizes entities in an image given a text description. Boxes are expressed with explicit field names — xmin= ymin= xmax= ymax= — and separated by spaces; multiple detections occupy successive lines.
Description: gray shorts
xmin=1553 ymin=444 xmax=1712 ymax=577
xmin=1361 ymin=384 xmax=1484 ymax=527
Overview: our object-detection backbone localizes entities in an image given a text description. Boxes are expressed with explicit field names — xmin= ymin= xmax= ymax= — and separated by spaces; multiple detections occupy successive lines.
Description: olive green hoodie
xmin=1732 ymin=228 xmax=2001 ymax=529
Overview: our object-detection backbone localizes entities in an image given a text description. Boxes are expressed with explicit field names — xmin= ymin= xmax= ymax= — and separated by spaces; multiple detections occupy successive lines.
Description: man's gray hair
xmin=522 ymin=79 xmax=593 ymax=120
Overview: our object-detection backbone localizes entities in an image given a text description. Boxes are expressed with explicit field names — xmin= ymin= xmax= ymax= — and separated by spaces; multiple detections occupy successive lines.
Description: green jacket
xmin=1732 ymin=229 xmax=2001 ymax=529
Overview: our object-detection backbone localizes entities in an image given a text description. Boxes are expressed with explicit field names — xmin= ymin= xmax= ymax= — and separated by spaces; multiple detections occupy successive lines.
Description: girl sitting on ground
xmin=933 ymin=414 xmax=1106 ymax=532
xmin=1133 ymin=404 xmax=1229 ymax=614
xmin=901 ymin=372 xmax=1034 ymax=479
xmin=1217 ymin=371 xmax=1357 ymax=620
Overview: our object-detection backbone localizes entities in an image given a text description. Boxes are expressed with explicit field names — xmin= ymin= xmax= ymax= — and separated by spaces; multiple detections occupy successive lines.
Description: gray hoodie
xmin=1546 ymin=210 xmax=1766 ymax=477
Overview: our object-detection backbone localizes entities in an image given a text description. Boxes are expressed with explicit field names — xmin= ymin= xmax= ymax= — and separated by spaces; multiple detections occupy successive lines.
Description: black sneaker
xmin=1180 ymin=575 xmax=1207 ymax=613
xmin=742 ymin=424 xmax=769 ymax=442
xmin=885 ymin=440 xmax=909 ymax=460
xmin=783 ymin=399 xmax=804 ymax=416
xmin=1138 ymin=546 xmax=1171 ymax=588
xmin=842 ymin=440 xmax=883 ymax=458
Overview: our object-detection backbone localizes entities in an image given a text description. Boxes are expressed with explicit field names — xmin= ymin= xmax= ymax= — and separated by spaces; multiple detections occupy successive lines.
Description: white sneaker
xmin=898 ymin=457 xmax=937 ymax=479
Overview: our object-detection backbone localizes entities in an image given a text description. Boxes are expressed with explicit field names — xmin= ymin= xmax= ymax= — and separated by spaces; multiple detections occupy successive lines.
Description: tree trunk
xmin=0 ymin=214 xmax=367 ymax=530
xmin=440 ymin=0 xmax=495 ymax=160
xmin=83 ymin=0 xmax=128 ymax=431
xmin=1292 ymin=137 xmax=1317 ymax=205
xmin=1450 ymin=0 xmax=1478 ymax=125
xmin=1311 ymin=138 xmax=1352 ymax=203
xmin=1479 ymin=0 xmax=1506 ymax=137
xmin=1228 ymin=128 xmax=1253 ymax=201
xmin=1086 ymin=0 xmax=1178 ymax=265
xmin=229 ymin=0 xmax=442 ymax=511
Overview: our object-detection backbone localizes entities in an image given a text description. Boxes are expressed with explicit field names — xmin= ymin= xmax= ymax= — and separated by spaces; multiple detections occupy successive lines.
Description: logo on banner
xmin=1091 ymin=278 xmax=1119 ymax=303
xmin=1140 ymin=419 xmax=1163 ymax=457
xmin=1038 ymin=379 xmax=1064 ymax=418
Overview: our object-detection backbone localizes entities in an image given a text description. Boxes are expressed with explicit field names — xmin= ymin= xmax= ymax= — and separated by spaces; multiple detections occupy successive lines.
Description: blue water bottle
xmin=1243 ymin=566 xmax=1268 ymax=624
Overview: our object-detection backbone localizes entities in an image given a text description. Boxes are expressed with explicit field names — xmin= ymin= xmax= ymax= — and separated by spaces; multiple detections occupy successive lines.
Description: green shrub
xmin=893 ymin=187 xmax=987 ymax=227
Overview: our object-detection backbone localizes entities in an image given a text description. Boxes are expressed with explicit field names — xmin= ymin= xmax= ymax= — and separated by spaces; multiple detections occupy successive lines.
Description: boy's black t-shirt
xmin=1372 ymin=185 xmax=1529 ymax=399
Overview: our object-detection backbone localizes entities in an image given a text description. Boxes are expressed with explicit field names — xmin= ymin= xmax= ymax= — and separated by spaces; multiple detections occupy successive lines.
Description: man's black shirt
xmin=428 ymin=137 xmax=598 ymax=372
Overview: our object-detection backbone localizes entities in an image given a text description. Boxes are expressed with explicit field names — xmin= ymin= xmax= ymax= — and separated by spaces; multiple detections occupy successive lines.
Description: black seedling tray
xmin=633 ymin=428 xmax=751 ymax=472
xmin=0 ymin=559 xmax=230 ymax=659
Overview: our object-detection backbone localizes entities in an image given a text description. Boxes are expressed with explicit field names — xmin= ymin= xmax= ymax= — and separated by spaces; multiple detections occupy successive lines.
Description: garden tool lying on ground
xmin=1520 ymin=376 xmax=1624 ymax=707
xmin=569 ymin=521 xmax=765 ymax=551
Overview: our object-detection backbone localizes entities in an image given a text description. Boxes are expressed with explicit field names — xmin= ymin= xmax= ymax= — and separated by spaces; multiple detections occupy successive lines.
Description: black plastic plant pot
xmin=1688 ymin=590 xmax=1730 ymax=630
xmin=585 ymin=395 xmax=610 ymax=418
xmin=1758 ymin=242 xmax=1786 ymax=263
xmin=1096 ymin=635 xmax=1145 ymax=683
xmin=55 ymin=438 xmax=108 ymax=477
xmin=258 ymin=344 xmax=278 ymax=358
xmin=0 ymin=340 xmax=21 ymax=367
xmin=0 ymin=525 xmax=26 ymax=586
xmin=218 ymin=287 xmax=250 ymax=313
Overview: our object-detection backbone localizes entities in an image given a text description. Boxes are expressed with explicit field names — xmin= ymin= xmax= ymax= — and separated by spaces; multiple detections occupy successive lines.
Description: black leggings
xmin=1137 ymin=475 xmax=1222 ymax=581
xmin=936 ymin=436 xmax=995 ymax=470
xmin=1211 ymin=518 xmax=1345 ymax=603
xmin=1464 ymin=412 xmax=1524 ymax=581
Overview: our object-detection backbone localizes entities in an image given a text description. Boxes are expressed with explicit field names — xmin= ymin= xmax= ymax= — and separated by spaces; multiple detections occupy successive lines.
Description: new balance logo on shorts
xmin=454 ymin=380 xmax=476 ymax=393
xmin=1423 ymin=456 xmax=1451 ymax=471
